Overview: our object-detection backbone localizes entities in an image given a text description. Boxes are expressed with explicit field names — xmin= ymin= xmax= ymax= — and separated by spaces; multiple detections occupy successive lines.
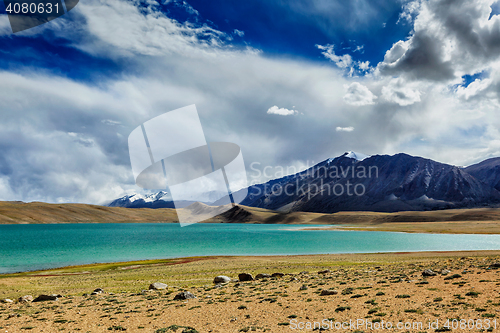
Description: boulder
xmin=173 ymin=291 xmax=196 ymax=300
xmin=238 ymin=273 xmax=254 ymax=282
xmin=1 ymin=299 xmax=13 ymax=303
xmin=213 ymin=276 xmax=231 ymax=284
xmin=422 ymin=269 xmax=437 ymax=277
xmin=91 ymin=288 xmax=104 ymax=295
xmin=318 ymin=269 xmax=331 ymax=274
xmin=320 ymin=289 xmax=338 ymax=296
xmin=299 ymin=284 xmax=308 ymax=291
xmin=272 ymin=272 xmax=285 ymax=278
xmin=18 ymin=295 xmax=33 ymax=303
xmin=255 ymin=273 xmax=271 ymax=279
xmin=489 ymin=263 xmax=500 ymax=268
xmin=441 ymin=269 xmax=451 ymax=275
xmin=149 ymin=282 xmax=168 ymax=290
xmin=33 ymin=294 xmax=62 ymax=302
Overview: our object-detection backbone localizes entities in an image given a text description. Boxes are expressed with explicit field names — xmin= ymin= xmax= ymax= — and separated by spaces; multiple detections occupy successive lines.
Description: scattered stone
xmin=272 ymin=272 xmax=285 ymax=278
xmin=1 ymin=299 xmax=13 ymax=303
xmin=299 ymin=284 xmax=308 ymax=291
xmin=18 ymin=295 xmax=33 ymax=303
xmin=255 ymin=273 xmax=271 ymax=279
xmin=213 ymin=276 xmax=231 ymax=284
xmin=318 ymin=269 xmax=331 ymax=274
xmin=173 ymin=291 xmax=196 ymax=300
xmin=422 ymin=269 xmax=437 ymax=277
xmin=238 ymin=273 xmax=254 ymax=282
xmin=91 ymin=288 xmax=105 ymax=295
xmin=441 ymin=269 xmax=451 ymax=275
xmin=320 ymin=289 xmax=338 ymax=296
xmin=33 ymin=294 xmax=62 ymax=302
xmin=149 ymin=282 xmax=168 ymax=290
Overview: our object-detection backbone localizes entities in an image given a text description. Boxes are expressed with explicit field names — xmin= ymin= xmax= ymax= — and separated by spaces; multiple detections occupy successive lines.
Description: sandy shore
xmin=2 ymin=251 xmax=500 ymax=332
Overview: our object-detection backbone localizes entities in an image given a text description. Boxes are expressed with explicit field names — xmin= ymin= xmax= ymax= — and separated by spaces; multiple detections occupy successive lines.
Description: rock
xmin=18 ymin=295 xmax=33 ymax=303
xmin=33 ymin=294 xmax=62 ymax=302
xmin=255 ymin=273 xmax=271 ymax=279
xmin=173 ymin=291 xmax=196 ymax=300
xmin=1 ymin=299 xmax=13 ymax=303
xmin=299 ymin=284 xmax=308 ymax=291
xmin=290 ymin=277 xmax=298 ymax=282
xmin=7 ymin=313 xmax=20 ymax=318
xmin=271 ymin=272 xmax=285 ymax=278
xmin=490 ymin=263 xmax=500 ymax=268
xmin=299 ymin=271 xmax=309 ymax=275
xmin=90 ymin=288 xmax=104 ymax=295
xmin=238 ymin=273 xmax=254 ymax=282
xmin=213 ymin=276 xmax=231 ymax=284
xmin=441 ymin=269 xmax=451 ymax=275
xmin=318 ymin=269 xmax=331 ymax=274
xmin=320 ymin=289 xmax=338 ymax=296
xmin=149 ymin=282 xmax=168 ymax=290
xmin=422 ymin=269 xmax=437 ymax=277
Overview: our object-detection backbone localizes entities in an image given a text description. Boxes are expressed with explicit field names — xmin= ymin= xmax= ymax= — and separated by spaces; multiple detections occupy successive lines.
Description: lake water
xmin=2 ymin=223 xmax=500 ymax=274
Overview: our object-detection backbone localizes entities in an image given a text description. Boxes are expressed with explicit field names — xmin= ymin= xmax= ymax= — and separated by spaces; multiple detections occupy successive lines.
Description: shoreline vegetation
xmin=2 ymin=251 xmax=500 ymax=332
xmin=2 ymin=201 xmax=500 ymax=234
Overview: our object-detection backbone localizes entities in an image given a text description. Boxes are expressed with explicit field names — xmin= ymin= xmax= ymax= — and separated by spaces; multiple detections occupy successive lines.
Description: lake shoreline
xmin=3 ymin=249 xmax=500 ymax=277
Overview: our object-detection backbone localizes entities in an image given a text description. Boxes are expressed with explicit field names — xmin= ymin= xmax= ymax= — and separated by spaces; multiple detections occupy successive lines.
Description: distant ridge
xmin=109 ymin=152 xmax=500 ymax=214
xmin=237 ymin=152 xmax=500 ymax=213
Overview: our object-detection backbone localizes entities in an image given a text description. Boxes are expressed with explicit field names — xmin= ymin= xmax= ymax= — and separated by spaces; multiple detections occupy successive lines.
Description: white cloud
xmin=267 ymin=106 xmax=298 ymax=116
xmin=343 ymin=82 xmax=377 ymax=106
xmin=73 ymin=0 xmax=230 ymax=58
xmin=234 ymin=29 xmax=245 ymax=37
xmin=359 ymin=61 xmax=370 ymax=71
xmin=336 ymin=126 xmax=354 ymax=132
xmin=381 ymin=78 xmax=422 ymax=106
xmin=316 ymin=44 xmax=352 ymax=68
xmin=0 ymin=14 xmax=11 ymax=35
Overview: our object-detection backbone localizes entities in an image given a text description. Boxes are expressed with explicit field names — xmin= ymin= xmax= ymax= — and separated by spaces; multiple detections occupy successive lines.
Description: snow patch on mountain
xmin=343 ymin=151 xmax=370 ymax=161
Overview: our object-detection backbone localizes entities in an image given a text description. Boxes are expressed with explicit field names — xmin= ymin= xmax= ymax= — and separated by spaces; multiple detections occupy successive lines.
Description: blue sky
xmin=0 ymin=0 xmax=412 ymax=81
xmin=0 ymin=0 xmax=500 ymax=203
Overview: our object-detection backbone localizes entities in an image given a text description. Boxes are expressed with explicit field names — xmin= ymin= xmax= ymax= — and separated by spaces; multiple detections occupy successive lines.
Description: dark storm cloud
xmin=379 ymin=0 xmax=500 ymax=81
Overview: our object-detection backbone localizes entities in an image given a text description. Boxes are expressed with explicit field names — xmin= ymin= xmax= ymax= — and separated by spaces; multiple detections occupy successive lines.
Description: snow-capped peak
xmin=343 ymin=151 xmax=370 ymax=161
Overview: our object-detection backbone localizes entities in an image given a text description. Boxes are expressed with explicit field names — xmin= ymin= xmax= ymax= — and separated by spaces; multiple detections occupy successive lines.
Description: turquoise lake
xmin=2 ymin=223 xmax=500 ymax=274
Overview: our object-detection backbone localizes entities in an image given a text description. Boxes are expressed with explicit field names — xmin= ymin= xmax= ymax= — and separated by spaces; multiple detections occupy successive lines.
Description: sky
xmin=0 ymin=0 xmax=500 ymax=204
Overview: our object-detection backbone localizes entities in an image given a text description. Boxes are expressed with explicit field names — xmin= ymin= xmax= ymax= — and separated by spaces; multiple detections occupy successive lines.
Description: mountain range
xmin=109 ymin=152 xmax=500 ymax=213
